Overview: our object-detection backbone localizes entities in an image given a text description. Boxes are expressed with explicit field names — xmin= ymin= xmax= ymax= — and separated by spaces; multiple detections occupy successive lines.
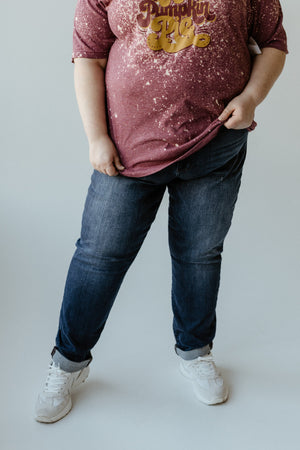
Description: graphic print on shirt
xmin=137 ymin=0 xmax=216 ymax=53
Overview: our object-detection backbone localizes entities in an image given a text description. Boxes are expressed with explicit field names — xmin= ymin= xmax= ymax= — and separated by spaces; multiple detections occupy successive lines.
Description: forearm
xmin=73 ymin=58 xmax=124 ymax=176
xmin=74 ymin=58 xmax=108 ymax=145
xmin=242 ymin=47 xmax=286 ymax=106
xmin=218 ymin=47 xmax=287 ymax=128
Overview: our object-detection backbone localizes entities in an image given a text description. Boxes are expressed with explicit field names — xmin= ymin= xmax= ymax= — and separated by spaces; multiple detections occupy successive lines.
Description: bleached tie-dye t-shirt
xmin=72 ymin=0 xmax=288 ymax=177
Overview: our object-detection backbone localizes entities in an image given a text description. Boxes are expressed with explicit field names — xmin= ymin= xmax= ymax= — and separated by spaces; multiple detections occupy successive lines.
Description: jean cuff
xmin=174 ymin=342 xmax=212 ymax=360
xmin=51 ymin=346 xmax=92 ymax=373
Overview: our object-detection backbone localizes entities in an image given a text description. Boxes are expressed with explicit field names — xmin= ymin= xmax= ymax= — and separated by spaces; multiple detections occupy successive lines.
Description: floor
xmin=1 ymin=149 xmax=299 ymax=450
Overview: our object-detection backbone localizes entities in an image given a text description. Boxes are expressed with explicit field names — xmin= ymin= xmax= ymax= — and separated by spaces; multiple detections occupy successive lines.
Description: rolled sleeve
xmin=71 ymin=0 xmax=116 ymax=63
xmin=250 ymin=0 xmax=289 ymax=54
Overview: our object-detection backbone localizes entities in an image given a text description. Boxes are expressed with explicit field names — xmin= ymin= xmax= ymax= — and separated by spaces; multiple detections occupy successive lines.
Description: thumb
xmin=114 ymin=155 xmax=125 ymax=171
xmin=218 ymin=104 xmax=235 ymax=122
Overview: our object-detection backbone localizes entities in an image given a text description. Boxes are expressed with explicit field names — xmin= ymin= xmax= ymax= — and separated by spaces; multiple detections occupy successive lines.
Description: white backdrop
xmin=0 ymin=1 xmax=299 ymax=449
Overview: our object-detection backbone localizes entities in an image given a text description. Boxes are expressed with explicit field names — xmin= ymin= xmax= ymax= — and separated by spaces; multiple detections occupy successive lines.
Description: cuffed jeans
xmin=52 ymin=126 xmax=248 ymax=372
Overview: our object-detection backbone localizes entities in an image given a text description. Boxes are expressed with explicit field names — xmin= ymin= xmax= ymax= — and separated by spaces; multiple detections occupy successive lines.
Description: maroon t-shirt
xmin=72 ymin=0 xmax=288 ymax=177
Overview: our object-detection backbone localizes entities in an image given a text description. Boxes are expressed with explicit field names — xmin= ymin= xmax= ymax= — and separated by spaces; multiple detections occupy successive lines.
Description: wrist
xmin=239 ymin=88 xmax=260 ymax=107
xmin=88 ymin=133 xmax=110 ymax=147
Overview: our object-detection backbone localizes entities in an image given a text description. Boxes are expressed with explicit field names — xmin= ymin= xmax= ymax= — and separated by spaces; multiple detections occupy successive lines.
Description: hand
xmin=89 ymin=135 xmax=125 ymax=176
xmin=218 ymin=92 xmax=257 ymax=129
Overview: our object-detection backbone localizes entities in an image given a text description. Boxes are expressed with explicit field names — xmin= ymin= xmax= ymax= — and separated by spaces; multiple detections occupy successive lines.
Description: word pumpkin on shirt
xmin=137 ymin=0 xmax=216 ymax=52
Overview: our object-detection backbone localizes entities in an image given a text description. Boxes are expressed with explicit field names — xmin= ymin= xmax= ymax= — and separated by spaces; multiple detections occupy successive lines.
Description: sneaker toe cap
xmin=35 ymin=394 xmax=71 ymax=422
xmin=194 ymin=376 xmax=228 ymax=404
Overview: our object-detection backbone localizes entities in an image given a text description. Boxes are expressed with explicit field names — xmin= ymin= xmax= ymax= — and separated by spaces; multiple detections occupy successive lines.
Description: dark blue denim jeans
xmin=52 ymin=126 xmax=248 ymax=372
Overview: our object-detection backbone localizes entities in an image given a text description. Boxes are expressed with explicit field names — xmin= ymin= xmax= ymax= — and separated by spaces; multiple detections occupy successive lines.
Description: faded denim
xmin=52 ymin=126 xmax=248 ymax=371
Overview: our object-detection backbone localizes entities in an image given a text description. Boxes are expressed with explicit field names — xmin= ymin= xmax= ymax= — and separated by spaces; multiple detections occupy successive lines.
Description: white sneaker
xmin=179 ymin=352 xmax=228 ymax=405
xmin=34 ymin=360 xmax=90 ymax=423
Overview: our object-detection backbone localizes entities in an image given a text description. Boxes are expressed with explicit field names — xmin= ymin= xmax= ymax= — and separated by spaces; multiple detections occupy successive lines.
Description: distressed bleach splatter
xmin=72 ymin=0 xmax=288 ymax=177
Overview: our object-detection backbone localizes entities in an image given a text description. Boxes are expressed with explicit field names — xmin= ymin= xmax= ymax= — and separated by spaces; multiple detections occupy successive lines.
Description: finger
xmin=223 ymin=115 xmax=247 ymax=129
xmin=218 ymin=105 xmax=235 ymax=122
xmin=93 ymin=165 xmax=105 ymax=175
xmin=106 ymin=163 xmax=119 ymax=177
xmin=95 ymin=165 xmax=107 ymax=175
xmin=222 ymin=117 xmax=239 ymax=129
xmin=114 ymin=156 xmax=125 ymax=171
xmin=222 ymin=116 xmax=236 ymax=129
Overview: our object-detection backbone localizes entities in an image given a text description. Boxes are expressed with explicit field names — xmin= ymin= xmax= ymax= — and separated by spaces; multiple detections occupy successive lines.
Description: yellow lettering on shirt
xmin=137 ymin=0 xmax=216 ymax=53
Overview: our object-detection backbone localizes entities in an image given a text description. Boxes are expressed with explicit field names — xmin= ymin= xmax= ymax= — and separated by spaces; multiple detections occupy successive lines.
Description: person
xmin=34 ymin=0 xmax=288 ymax=423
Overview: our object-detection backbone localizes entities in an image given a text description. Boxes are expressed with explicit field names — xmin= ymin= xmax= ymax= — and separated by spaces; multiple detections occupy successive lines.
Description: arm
xmin=73 ymin=58 xmax=124 ymax=176
xmin=218 ymin=47 xmax=286 ymax=129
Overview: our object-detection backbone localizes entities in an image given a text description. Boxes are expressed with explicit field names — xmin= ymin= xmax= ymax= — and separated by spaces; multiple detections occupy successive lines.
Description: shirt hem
xmin=119 ymin=119 xmax=256 ymax=178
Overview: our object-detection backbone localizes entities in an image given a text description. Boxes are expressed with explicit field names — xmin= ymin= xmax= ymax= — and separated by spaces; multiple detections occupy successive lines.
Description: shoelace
xmin=43 ymin=362 xmax=70 ymax=393
xmin=187 ymin=354 xmax=219 ymax=378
